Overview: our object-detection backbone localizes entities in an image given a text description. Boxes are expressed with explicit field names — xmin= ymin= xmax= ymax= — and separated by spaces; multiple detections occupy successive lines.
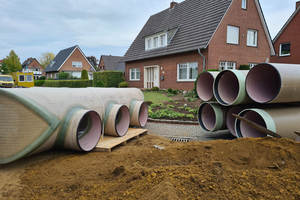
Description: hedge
xmin=44 ymin=80 xmax=90 ymax=88
xmin=81 ymin=69 xmax=88 ymax=80
xmin=34 ymin=80 xmax=45 ymax=86
xmin=93 ymin=71 xmax=123 ymax=87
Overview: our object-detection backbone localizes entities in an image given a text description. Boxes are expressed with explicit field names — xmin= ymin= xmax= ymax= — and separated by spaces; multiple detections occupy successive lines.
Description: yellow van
xmin=11 ymin=72 xmax=35 ymax=88
xmin=0 ymin=75 xmax=14 ymax=88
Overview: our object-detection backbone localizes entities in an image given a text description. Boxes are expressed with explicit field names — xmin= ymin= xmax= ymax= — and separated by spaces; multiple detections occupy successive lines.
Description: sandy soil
xmin=1 ymin=134 xmax=300 ymax=199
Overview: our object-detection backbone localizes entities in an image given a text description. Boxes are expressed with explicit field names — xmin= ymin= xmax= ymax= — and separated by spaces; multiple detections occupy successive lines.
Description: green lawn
xmin=143 ymin=92 xmax=169 ymax=103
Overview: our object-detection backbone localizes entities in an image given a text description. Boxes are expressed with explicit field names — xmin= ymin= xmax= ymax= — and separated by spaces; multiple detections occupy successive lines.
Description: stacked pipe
xmin=196 ymin=63 xmax=300 ymax=141
xmin=0 ymin=87 xmax=148 ymax=164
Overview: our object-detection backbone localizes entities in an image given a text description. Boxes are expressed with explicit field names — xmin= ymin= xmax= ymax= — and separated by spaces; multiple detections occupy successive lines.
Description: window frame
xmin=145 ymin=32 xmax=167 ymax=50
xmin=248 ymin=63 xmax=257 ymax=69
xmin=242 ymin=0 xmax=247 ymax=9
xmin=247 ymin=29 xmax=258 ymax=47
xmin=72 ymin=61 xmax=82 ymax=68
xmin=19 ymin=75 xmax=25 ymax=82
xmin=129 ymin=68 xmax=140 ymax=81
xmin=227 ymin=25 xmax=239 ymax=45
xmin=279 ymin=43 xmax=291 ymax=56
xmin=26 ymin=75 xmax=33 ymax=82
xmin=219 ymin=61 xmax=236 ymax=70
xmin=177 ymin=62 xmax=198 ymax=82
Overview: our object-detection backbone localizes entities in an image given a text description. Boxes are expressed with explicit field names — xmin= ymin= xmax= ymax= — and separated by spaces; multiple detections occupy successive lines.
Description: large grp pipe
xmin=197 ymin=102 xmax=228 ymax=132
xmin=196 ymin=71 xmax=219 ymax=101
xmin=246 ymin=63 xmax=300 ymax=104
xmin=213 ymin=70 xmax=254 ymax=106
xmin=235 ymin=106 xmax=300 ymax=140
xmin=0 ymin=87 xmax=146 ymax=164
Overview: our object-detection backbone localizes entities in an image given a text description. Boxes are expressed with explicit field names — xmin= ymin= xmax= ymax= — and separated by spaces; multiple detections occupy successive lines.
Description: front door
xmin=144 ymin=66 xmax=159 ymax=89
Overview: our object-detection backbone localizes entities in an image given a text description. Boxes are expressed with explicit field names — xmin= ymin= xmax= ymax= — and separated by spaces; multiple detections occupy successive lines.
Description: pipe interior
xmin=77 ymin=111 xmax=101 ymax=151
xmin=200 ymin=104 xmax=216 ymax=131
xmin=139 ymin=102 xmax=148 ymax=127
xmin=216 ymin=71 xmax=239 ymax=104
xmin=246 ymin=64 xmax=281 ymax=103
xmin=116 ymin=105 xmax=130 ymax=136
xmin=226 ymin=106 xmax=243 ymax=137
xmin=197 ymin=72 xmax=214 ymax=101
xmin=239 ymin=110 xmax=267 ymax=138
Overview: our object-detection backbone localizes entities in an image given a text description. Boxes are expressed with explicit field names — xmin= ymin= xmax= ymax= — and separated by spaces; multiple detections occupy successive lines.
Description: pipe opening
xmin=237 ymin=110 xmax=267 ymax=138
xmin=77 ymin=111 xmax=102 ymax=151
xmin=215 ymin=71 xmax=239 ymax=105
xmin=115 ymin=105 xmax=130 ymax=137
xmin=246 ymin=64 xmax=281 ymax=103
xmin=226 ymin=106 xmax=243 ymax=137
xmin=139 ymin=102 xmax=148 ymax=127
xmin=198 ymin=103 xmax=216 ymax=131
xmin=196 ymin=72 xmax=215 ymax=101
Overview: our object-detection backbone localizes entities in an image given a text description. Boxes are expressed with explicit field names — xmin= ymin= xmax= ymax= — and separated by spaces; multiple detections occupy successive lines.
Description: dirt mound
xmin=1 ymin=134 xmax=300 ymax=199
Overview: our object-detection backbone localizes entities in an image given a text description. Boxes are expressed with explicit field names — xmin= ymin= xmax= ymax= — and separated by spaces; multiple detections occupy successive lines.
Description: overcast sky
xmin=0 ymin=0 xmax=298 ymax=63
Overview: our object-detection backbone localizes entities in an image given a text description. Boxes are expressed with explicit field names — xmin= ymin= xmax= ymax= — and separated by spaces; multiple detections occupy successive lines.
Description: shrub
xmin=95 ymin=80 xmax=104 ymax=87
xmin=167 ymin=88 xmax=173 ymax=93
xmin=151 ymin=87 xmax=159 ymax=92
xmin=119 ymin=81 xmax=129 ymax=88
xmin=239 ymin=65 xmax=250 ymax=70
xmin=167 ymin=99 xmax=174 ymax=102
xmin=81 ymin=69 xmax=88 ymax=80
xmin=194 ymin=69 xmax=220 ymax=98
xmin=93 ymin=71 xmax=123 ymax=87
xmin=145 ymin=89 xmax=151 ymax=92
xmin=34 ymin=80 xmax=45 ymax=86
xmin=39 ymin=76 xmax=45 ymax=80
xmin=172 ymin=89 xmax=178 ymax=95
xmin=58 ymin=72 xmax=69 ymax=79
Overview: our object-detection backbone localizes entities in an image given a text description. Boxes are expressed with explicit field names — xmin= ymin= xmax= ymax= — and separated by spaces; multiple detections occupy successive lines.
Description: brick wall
xmin=99 ymin=57 xmax=105 ymax=70
xmin=270 ymin=6 xmax=300 ymax=64
xmin=28 ymin=59 xmax=44 ymax=75
xmin=208 ymin=0 xmax=271 ymax=69
xmin=59 ymin=48 xmax=92 ymax=73
xmin=125 ymin=50 xmax=206 ymax=91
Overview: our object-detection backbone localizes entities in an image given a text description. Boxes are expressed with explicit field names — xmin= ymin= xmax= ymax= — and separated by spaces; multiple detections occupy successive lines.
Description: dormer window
xmin=145 ymin=32 xmax=167 ymax=50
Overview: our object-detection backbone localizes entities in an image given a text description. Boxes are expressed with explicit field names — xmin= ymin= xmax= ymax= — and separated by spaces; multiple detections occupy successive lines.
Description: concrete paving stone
xmin=144 ymin=122 xmax=236 ymax=142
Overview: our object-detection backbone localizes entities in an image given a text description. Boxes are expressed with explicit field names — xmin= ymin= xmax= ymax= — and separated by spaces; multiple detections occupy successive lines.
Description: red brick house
xmin=98 ymin=55 xmax=125 ymax=72
xmin=44 ymin=45 xmax=95 ymax=80
xmin=123 ymin=0 xmax=275 ymax=90
xmin=21 ymin=58 xmax=44 ymax=79
xmin=270 ymin=1 xmax=300 ymax=64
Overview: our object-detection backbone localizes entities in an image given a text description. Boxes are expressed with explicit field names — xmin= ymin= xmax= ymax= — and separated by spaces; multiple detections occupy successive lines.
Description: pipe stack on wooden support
xmin=196 ymin=63 xmax=300 ymax=140
xmin=0 ymin=87 xmax=148 ymax=164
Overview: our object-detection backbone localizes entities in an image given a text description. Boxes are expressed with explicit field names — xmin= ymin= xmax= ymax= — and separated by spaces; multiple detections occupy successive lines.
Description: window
xmin=219 ymin=61 xmax=236 ymax=70
xmin=26 ymin=75 xmax=33 ymax=82
xmin=227 ymin=26 xmax=239 ymax=44
xmin=145 ymin=32 xmax=167 ymax=50
xmin=72 ymin=61 xmax=82 ymax=68
xmin=248 ymin=63 xmax=257 ymax=69
xmin=153 ymin=37 xmax=158 ymax=48
xmin=19 ymin=75 xmax=25 ymax=82
xmin=130 ymin=68 xmax=140 ymax=81
xmin=177 ymin=62 xmax=198 ymax=81
xmin=242 ymin=0 xmax=247 ymax=9
xmin=160 ymin=35 xmax=165 ymax=46
xmin=247 ymin=29 xmax=258 ymax=47
xmin=54 ymin=73 xmax=59 ymax=79
xmin=279 ymin=43 xmax=291 ymax=56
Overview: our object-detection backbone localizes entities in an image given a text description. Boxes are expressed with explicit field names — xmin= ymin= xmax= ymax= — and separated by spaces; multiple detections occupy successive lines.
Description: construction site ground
xmin=1 ymin=130 xmax=300 ymax=199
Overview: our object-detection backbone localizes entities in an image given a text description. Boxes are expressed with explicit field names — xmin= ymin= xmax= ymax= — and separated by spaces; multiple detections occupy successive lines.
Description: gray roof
xmin=22 ymin=57 xmax=34 ymax=68
xmin=115 ymin=62 xmax=125 ymax=72
xmin=101 ymin=55 xmax=124 ymax=71
xmin=123 ymin=0 xmax=232 ymax=62
xmin=44 ymin=45 xmax=77 ymax=72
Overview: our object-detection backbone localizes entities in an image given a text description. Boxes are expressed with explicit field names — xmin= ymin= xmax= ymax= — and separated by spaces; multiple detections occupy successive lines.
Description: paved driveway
xmin=144 ymin=122 xmax=235 ymax=142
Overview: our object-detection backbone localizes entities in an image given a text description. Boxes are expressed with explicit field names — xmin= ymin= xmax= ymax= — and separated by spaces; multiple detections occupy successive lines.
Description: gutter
xmin=198 ymin=48 xmax=205 ymax=71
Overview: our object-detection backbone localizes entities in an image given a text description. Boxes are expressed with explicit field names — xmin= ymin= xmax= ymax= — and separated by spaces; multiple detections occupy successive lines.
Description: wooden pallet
xmin=93 ymin=128 xmax=148 ymax=152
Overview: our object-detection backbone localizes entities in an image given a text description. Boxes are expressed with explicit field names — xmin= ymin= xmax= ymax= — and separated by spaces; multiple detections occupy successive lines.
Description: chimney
xmin=170 ymin=1 xmax=178 ymax=9
xmin=297 ymin=1 xmax=300 ymax=10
